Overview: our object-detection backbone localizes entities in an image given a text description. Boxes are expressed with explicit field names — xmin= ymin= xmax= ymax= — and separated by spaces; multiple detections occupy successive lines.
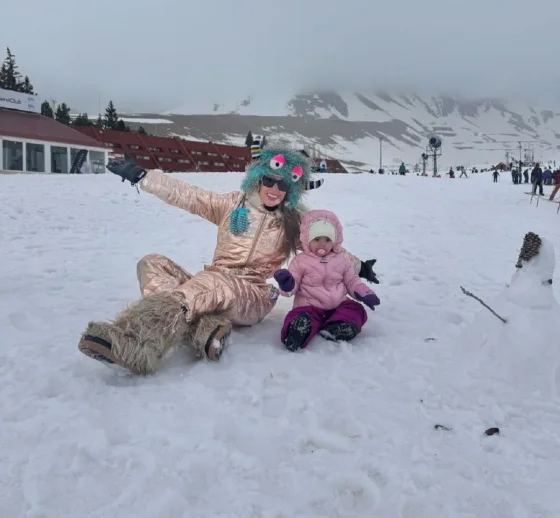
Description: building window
xmin=170 ymin=149 xmax=179 ymax=154
xmin=26 ymin=143 xmax=45 ymax=172
xmin=148 ymin=147 xmax=162 ymax=152
xmin=159 ymin=157 xmax=172 ymax=162
xmin=89 ymin=151 xmax=105 ymax=174
xmin=129 ymin=145 xmax=140 ymax=150
xmin=208 ymin=152 xmax=218 ymax=157
xmin=178 ymin=159 xmax=190 ymax=164
xmin=70 ymin=148 xmax=87 ymax=173
xmin=2 ymin=139 xmax=23 ymax=171
xmin=214 ymin=162 xmax=225 ymax=166
xmin=51 ymin=146 xmax=68 ymax=174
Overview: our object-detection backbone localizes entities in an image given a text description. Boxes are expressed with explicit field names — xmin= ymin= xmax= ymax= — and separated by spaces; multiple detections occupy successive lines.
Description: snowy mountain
xmin=124 ymin=91 xmax=560 ymax=169
xmin=3 ymin=172 xmax=560 ymax=516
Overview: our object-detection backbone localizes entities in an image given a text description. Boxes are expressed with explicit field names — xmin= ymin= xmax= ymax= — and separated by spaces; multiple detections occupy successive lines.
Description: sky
xmin=2 ymin=0 xmax=560 ymax=115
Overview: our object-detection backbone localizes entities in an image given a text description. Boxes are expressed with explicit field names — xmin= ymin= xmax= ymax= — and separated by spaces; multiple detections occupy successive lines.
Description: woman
xmin=78 ymin=146 xmax=378 ymax=374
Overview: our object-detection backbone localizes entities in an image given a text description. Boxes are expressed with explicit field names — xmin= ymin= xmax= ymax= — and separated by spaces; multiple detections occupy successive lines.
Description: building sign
xmin=0 ymin=87 xmax=40 ymax=114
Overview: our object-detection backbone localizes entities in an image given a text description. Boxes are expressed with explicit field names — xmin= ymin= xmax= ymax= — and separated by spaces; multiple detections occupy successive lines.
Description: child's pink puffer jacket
xmin=280 ymin=209 xmax=376 ymax=310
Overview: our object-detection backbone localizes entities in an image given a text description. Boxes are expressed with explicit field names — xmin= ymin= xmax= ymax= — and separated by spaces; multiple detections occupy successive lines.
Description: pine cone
xmin=515 ymin=232 xmax=542 ymax=268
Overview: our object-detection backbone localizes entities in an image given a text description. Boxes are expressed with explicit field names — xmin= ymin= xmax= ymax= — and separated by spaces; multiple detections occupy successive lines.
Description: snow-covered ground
xmin=2 ymin=172 xmax=560 ymax=517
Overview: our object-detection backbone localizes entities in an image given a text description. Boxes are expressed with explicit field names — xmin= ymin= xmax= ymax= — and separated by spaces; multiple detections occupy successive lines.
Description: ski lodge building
xmin=0 ymin=86 xmax=347 ymax=175
xmin=73 ymin=127 xmax=349 ymax=174
xmin=74 ymin=126 xmax=252 ymax=173
xmin=0 ymin=88 xmax=109 ymax=174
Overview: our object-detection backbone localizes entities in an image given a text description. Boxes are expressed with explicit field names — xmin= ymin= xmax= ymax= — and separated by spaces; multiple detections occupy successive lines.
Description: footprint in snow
xmin=327 ymin=472 xmax=381 ymax=513
xmin=261 ymin=372 xmax=290 ymax=418
xmin=297 ymin=428 xmax=353 ymax=455
xmin=8 ymin=312 xmax=33 ymax=332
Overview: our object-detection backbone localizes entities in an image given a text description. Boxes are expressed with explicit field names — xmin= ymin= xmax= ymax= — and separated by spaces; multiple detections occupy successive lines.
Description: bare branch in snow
xmin=460 ymin=286 xmax=508 ymax=324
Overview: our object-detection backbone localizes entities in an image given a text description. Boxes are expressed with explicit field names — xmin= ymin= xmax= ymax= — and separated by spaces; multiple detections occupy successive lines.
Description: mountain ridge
xmin=123 ymin=91 xmax=560 ymax=169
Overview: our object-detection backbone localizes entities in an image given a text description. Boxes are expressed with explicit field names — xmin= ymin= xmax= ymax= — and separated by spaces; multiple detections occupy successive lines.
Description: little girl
xmin=274 ymin=209 xmax=380 ymax=351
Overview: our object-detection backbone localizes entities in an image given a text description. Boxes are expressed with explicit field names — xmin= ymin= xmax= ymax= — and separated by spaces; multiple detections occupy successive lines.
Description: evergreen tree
xmin=261 ymin=135 xmax=267 ymax=148
xmin=103 ymin=100 xmax=119 ymax=130
xmin=41 ymin=100 xmax=54 ymax=118
xmin=72 ymin=113 xmax=92 ymax=126
xmin=116 ymin=119 xmax=130 ymax=132
xmin=21 ymin=76 xmax=34 ymax=94
xmin=55 ymin=102 xmax=71 ymax=125
xmin=245 ymin=130 xmax=253 ymax=148
xmin=138 ymin=126 xmax=147 ymax=134
xmin=0 ymin=48 xmax=35 ymax=93
xmin=95 ymin=115 xmax=103 ymax=128
xmin=0 ymin=48 xmax=22 ymax=91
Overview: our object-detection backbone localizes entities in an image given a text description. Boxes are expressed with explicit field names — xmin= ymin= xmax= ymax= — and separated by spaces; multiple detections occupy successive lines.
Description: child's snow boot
xmin=284 ymin=313 xmax=312 ymax=351
xmin=319 ymin=321 xmax=359 ymax=342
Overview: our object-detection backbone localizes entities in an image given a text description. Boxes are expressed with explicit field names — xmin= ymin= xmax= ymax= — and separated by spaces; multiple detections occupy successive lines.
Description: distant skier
xmin=459 ymin=167 xmax=468 ymax=178
xmin=399 ymin=162 xmax=406 ymax=175
xmin=492 ymin=170 xmax=500 ymax=182
xmin=550 ymin=171 xmax=560 ymax=200
xmin=531 ymin=163 xmax=544 ymax=196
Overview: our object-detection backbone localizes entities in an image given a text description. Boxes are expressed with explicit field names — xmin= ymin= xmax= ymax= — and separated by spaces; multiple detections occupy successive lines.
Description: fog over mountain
xmin=2 ymin=0 xmax=560 ymax=114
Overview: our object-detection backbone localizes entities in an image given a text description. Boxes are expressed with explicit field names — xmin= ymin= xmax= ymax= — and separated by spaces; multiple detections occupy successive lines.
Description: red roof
xmin=0 ymin=108 xmax=106 ymax=148
xmin=74 ymin=126 xmax=252 ymax=172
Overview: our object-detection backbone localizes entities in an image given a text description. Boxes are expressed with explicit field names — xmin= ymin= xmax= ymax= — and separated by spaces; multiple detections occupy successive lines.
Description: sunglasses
xmin=261 ymin=175 xmax=288 ymax=192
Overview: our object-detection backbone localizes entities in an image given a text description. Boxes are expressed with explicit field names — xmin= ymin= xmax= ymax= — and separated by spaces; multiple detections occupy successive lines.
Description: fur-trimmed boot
xmin=78 ymin=293 xmax=190 ymax=374
xmin=191 ymin=314 xmax=232 ymax=361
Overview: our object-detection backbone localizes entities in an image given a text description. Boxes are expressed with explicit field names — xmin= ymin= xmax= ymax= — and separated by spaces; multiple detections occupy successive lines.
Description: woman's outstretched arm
xmin=107 ymin=159 xmax=238 ymax=225
xmin=140 ymin=169 xmax=239 ymax=225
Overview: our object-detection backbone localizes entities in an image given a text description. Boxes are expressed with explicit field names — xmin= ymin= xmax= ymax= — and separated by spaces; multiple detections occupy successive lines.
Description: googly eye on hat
xmin=269 ymin=155 xmax=285 ymax=170
xmin=291 ymin=165 xmax=303 ymax=182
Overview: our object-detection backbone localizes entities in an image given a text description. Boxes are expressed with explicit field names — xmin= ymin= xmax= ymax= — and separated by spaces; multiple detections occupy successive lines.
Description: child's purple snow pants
xmin=280 ymin=299 xmax=367 ymax=348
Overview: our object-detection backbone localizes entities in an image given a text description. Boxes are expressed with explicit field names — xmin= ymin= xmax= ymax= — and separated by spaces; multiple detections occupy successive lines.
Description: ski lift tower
xmin=427 ymin=136 xmax=442 ymax=176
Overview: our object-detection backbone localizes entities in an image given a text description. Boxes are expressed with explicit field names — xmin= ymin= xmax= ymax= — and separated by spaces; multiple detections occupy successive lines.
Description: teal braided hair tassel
xmin=229 ymin=207 xmax=249 ymax=235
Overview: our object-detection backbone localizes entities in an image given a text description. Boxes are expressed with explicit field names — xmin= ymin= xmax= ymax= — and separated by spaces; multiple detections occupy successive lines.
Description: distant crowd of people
xmin=491 ymin=162 xmax=560 ymax=200
xmin=366 ymin=159 xmax=560 ymax=200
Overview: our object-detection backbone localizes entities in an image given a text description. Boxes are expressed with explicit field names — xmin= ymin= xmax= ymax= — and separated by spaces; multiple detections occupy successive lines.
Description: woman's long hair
xmin=281 ymin=204 xmax=303 ymax=257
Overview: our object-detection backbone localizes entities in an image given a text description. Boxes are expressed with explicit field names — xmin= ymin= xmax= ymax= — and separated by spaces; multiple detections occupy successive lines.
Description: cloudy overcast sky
xmin=2 ymin=0 xmax=559 ymax=114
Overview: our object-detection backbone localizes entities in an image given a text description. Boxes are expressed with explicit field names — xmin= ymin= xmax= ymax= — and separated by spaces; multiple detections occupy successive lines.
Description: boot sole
xmin=205 ymin=322 xmax=232 ymax=361
xmin=319 ymin=323 xmax=358 ymax=342
xmin=284 ymin=313 xmax=312 ymax=351
xmin=79 ymin=335 xmax=133 ymax=373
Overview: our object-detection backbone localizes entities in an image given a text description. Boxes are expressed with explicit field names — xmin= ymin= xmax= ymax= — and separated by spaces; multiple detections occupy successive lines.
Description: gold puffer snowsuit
xmin=137 ymin=169 xmax=292 ymax=325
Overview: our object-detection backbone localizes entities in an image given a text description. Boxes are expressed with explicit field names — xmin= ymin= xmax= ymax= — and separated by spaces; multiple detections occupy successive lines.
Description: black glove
xmin=359 ymin=259 xmax=379 ymax=284
xmin=106 ymin=156 xmax=147 ymax=185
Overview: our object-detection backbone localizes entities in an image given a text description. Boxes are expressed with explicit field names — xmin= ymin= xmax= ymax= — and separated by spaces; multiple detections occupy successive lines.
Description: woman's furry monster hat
xmin=241 ymin=146 xmax=312 ymax=208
